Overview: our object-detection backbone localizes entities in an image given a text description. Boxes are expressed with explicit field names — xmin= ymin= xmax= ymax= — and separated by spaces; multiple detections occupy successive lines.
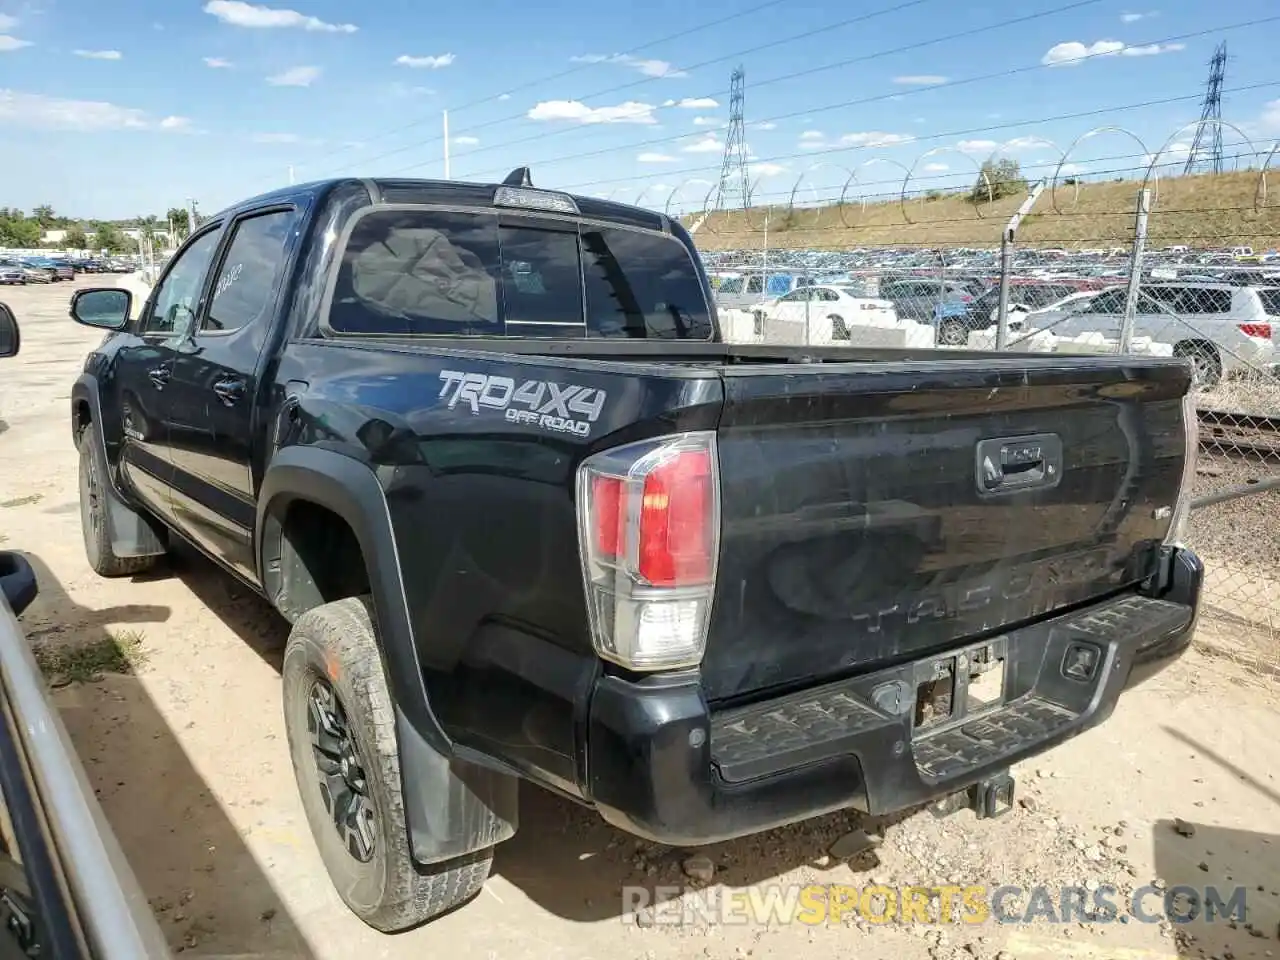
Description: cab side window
xmin=140 ymin=229 xmax=222 ymax=338
xmin=203 ymin=210 xmax=298 ymax=334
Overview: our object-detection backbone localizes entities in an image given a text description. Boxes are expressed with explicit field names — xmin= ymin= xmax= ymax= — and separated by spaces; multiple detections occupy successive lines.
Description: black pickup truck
xmin=68 ymin=171 xmax=1203 ymax=932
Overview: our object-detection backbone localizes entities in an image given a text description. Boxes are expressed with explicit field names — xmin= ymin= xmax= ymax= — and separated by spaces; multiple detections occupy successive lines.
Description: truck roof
xmin=212 ymin=175 xmax=672 ymax=235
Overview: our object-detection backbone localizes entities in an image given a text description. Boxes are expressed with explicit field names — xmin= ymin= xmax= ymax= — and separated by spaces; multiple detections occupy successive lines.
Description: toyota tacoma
xmin=68 ymin=170 xmax=1203 ymax=932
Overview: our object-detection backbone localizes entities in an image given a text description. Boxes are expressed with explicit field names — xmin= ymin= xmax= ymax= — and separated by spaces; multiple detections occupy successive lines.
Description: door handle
xmin=212 ymin=378 xmax=246 ymax=406
xmin=147 ymin=366 xmax=170 ymax=389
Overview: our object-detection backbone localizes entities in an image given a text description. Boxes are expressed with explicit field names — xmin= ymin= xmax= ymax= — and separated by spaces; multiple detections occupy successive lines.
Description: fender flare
xmin=70 ymin=375 xmax=167 ymax=560
xmin=256 ymin=445 xmax=518 ymax=864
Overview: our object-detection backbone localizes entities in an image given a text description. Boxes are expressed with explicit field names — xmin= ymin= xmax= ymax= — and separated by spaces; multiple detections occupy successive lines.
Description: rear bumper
xmin=585 ymin=546 xmax=1202 ymax=846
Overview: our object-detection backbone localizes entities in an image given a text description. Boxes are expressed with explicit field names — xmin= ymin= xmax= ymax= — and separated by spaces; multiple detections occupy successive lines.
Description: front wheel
xmin=78 ymin=424 xmax=158 ymax=577
xmin=283 ymin=596 xmax=493 ymax=932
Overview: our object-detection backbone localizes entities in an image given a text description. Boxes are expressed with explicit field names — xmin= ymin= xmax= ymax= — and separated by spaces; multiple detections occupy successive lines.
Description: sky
xmin=0 ymin=0 xmax=1278 ymax=219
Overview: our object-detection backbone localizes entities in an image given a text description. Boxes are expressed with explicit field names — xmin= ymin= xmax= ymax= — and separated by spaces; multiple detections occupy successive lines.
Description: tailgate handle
xmin=976 ymin=433 xmax=1062 ymax=496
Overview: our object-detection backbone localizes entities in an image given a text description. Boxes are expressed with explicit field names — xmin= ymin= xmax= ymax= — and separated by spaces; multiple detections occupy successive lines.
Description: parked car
xmin=714 ymin=272 xmax=813 ymax=312
xmin=877 ymin=276 xmax=974 ymax=330
xmin=944 ymin=281 xmax=1084 ymax=345
xmin=1031 ymin=282 xmax=1278 ymax=385
xmin=761 ymin=283 xmax=897 ymax=340
xmin=0 ymin=303 xmax=172 ymax=959
xmin=47 ymin=259 xmax=76 ymax=281
xmin=0 ymin=259 xmax=26 ymax=285
xmin=68 ymin=171 xmax=1203 ymax=933
xmin=19 ymin=259 xmax=56 ymax=283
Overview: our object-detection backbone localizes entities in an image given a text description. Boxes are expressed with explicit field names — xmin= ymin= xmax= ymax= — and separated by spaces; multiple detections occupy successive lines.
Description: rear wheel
xmin=283 ymin=596 xmax=493 ymax=932
xmin=78 ymin=423 xmax=158 ymax=577
xmin=1174 ymin=340 xmax=1222 ymax=389
xmin=938 ymin=319 xmax=968 ymax=346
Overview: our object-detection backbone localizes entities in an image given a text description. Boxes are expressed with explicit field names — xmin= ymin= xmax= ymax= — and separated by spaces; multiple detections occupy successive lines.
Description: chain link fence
xmin=684 ymin=123 xmax=1280 ymax=676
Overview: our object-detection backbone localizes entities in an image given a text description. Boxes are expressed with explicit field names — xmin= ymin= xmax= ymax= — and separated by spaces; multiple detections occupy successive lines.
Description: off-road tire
xmin=282 ymin=596 xmax=493 ymax=932
xmin=77 ymin=423 xmax=157 ymax=577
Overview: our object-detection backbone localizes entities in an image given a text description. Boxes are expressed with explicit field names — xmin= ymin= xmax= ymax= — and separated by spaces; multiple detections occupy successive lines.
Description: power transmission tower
xmin=1184 ymin=42 xmax=1227 ymax=175
xmin=714 ymin=66 xmax=751 ymax=211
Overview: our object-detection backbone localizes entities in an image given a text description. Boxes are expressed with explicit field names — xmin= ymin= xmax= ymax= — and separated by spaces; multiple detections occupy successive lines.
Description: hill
xmin=688 ymin=170 xmax=1280 ymax=253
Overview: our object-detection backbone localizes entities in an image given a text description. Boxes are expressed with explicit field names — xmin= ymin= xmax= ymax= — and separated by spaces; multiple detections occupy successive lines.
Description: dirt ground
xmin=1 ymin=277 xmax=1278 ymax=960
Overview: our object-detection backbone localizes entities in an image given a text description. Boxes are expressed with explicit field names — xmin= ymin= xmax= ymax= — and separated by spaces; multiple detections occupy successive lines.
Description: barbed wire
xmin=589 ymin=121 xmax=1280 ymax=246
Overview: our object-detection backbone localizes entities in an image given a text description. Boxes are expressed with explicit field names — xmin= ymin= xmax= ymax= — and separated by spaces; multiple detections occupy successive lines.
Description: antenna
xmin=1184 ymin=41 xmax=1227 ymax=175
xmin=502 ymin=167 xmax=533 ymax=187
xmin=714 ymin=66 xmax=751 ymax=213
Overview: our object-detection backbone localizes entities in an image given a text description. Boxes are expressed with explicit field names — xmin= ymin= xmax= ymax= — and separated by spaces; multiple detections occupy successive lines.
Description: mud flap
xmin=394 ymin=707 xmax=518 ymax=866
xmin=88 ymin=432 xmax=166 ymax=559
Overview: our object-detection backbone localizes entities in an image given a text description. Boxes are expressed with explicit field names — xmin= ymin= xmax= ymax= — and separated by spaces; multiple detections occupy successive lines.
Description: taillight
xmin=577 ymin=431 xmax=720 ymax=670
xmin=1238 ymin=323 xmax=1272 ymax=339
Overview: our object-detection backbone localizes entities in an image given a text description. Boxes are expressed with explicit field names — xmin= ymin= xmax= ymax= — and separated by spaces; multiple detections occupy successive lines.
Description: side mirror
xmin=0 ymin=551 xmax=37 ymax=617
xmin=70 ymin=288 xmax=131 ymax=331
xmin=0 ymin=303 xmax=18 ymax=358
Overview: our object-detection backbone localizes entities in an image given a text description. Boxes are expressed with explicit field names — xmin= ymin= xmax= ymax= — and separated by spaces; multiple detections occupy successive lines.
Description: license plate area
xmin=911 ymin=637 xmax=1008 ymax=738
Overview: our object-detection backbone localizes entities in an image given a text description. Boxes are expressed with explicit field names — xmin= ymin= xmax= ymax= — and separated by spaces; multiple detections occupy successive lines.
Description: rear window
xmin=326 ymin=208 xmax=712 ymax=339
xmin=1257 ymin=288 xmax=1280 ymax=316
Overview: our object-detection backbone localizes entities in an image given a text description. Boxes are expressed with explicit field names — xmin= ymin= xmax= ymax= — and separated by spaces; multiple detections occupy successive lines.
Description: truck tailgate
xmin=703 ymin=356 xmax=1191 ymax=704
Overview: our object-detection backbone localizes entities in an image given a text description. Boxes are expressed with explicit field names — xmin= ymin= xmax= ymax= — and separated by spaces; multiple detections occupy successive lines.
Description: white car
xmin=1025 ymin=283 xmax=1278 ymax=385
xmin=762 ymin=284 xmax=897 ymax=341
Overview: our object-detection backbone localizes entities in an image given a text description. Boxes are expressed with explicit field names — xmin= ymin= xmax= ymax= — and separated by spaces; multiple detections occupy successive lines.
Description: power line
xmin=547 ymin=79 xmax=1280 ymax=195
xmin=382 ymin=0 xmax=1113 ymax=181
xmin=266 ymin=0 xmax=937 ymax=185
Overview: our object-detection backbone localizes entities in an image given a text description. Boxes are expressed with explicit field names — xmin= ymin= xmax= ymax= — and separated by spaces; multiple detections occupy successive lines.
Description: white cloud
xmin=1041 ymin=38 xmax=1183 ymax=66
xmin=1260 ymin=99 xmax=1280 ymax=133
xmin=75 ymin=49 xmax=123 ymax=60
xmin=923 ymin=162 xmax=949 ymax=172
xmin=387 ymin=82 xmax=434 ymax=98
xmin=692 ymin=116 xmax=717 ymax=127
xmin=571 ymin=53 xmax=686 ymax=78
xmin=454 ymin=135 xmax=479 ymax=145
xmin=0 ymin=89 xmax=193 ymax=132
xmin=0 ymin=15 xmax=16 ymax=30
xmin=203 ymin=56 xmax=233 ymax=68
xmin=664 ymin=97 xmax=718 ymax=109
xmin=526 ymin=99 xmax=657 ymax=124
xmin=637 ymin=152 xmax=677 ymax=163
xmin=958 ymin=139 xmax=1000 ymax=154
xmin=893 ymin=75 xmax=948 ymax=85
xmin=682 ymin=134 xmax=723 ymax=154
xmin=841 ymin=131 xmax=915 ymax=147
xmin=252 ymin=132 xmax=301 ymax=143
xmin=1002 ymin=136 xmax=1053 ymax=151
xmin=750 ymin=161 xmax=786 ymax=178
xmin=1120 ymin=10 xmax=1156 ymax=22
xmin=800 ymin=130 xmax=824 ymax=140
xmin=498 ymin=93 xmax=511 ymax=101
xmin=755 ymin=121 xmax=777 ymax=131
xmin=0 ymin=35 xmax=32 ymax=52
xmin=203 ymin=1 xmax=356 ymax=33
xmin=267 ymin=65 xmax=320 ymax=87
xmin=1121 ymin=42 xmax=1184 ymax=57
xmin=395 ymin=53 xmax=455 ymax=69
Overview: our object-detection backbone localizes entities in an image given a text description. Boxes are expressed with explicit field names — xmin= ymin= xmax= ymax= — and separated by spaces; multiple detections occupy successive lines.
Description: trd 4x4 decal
xmin=437 ymin=370 xmax=607 ymax=437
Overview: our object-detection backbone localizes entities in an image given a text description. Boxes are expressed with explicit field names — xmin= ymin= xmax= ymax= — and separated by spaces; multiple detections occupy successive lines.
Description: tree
xmin=970 ymin=156 xmax=1027 ymax=204
xmin=0 ymin=209 xmax=41 ymax=248
xmin=91 ymin=221 xmax=128 ymax=253
xmin=31 ymin=204 xmax=58 ymax=228
xmin=63 ymin=224 xmax=89 ymax=249
xmin=166 ymin=207 xmax=191 ymax=242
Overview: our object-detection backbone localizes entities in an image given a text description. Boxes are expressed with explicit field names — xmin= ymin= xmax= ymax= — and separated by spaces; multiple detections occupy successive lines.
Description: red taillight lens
xmin=638 ymin=449 xmax=713 ymax=586
xmin=1239 ymin=323 xmax=1272 ymax=339
xmin=591 ymin=475 xmax=623 ymax=558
